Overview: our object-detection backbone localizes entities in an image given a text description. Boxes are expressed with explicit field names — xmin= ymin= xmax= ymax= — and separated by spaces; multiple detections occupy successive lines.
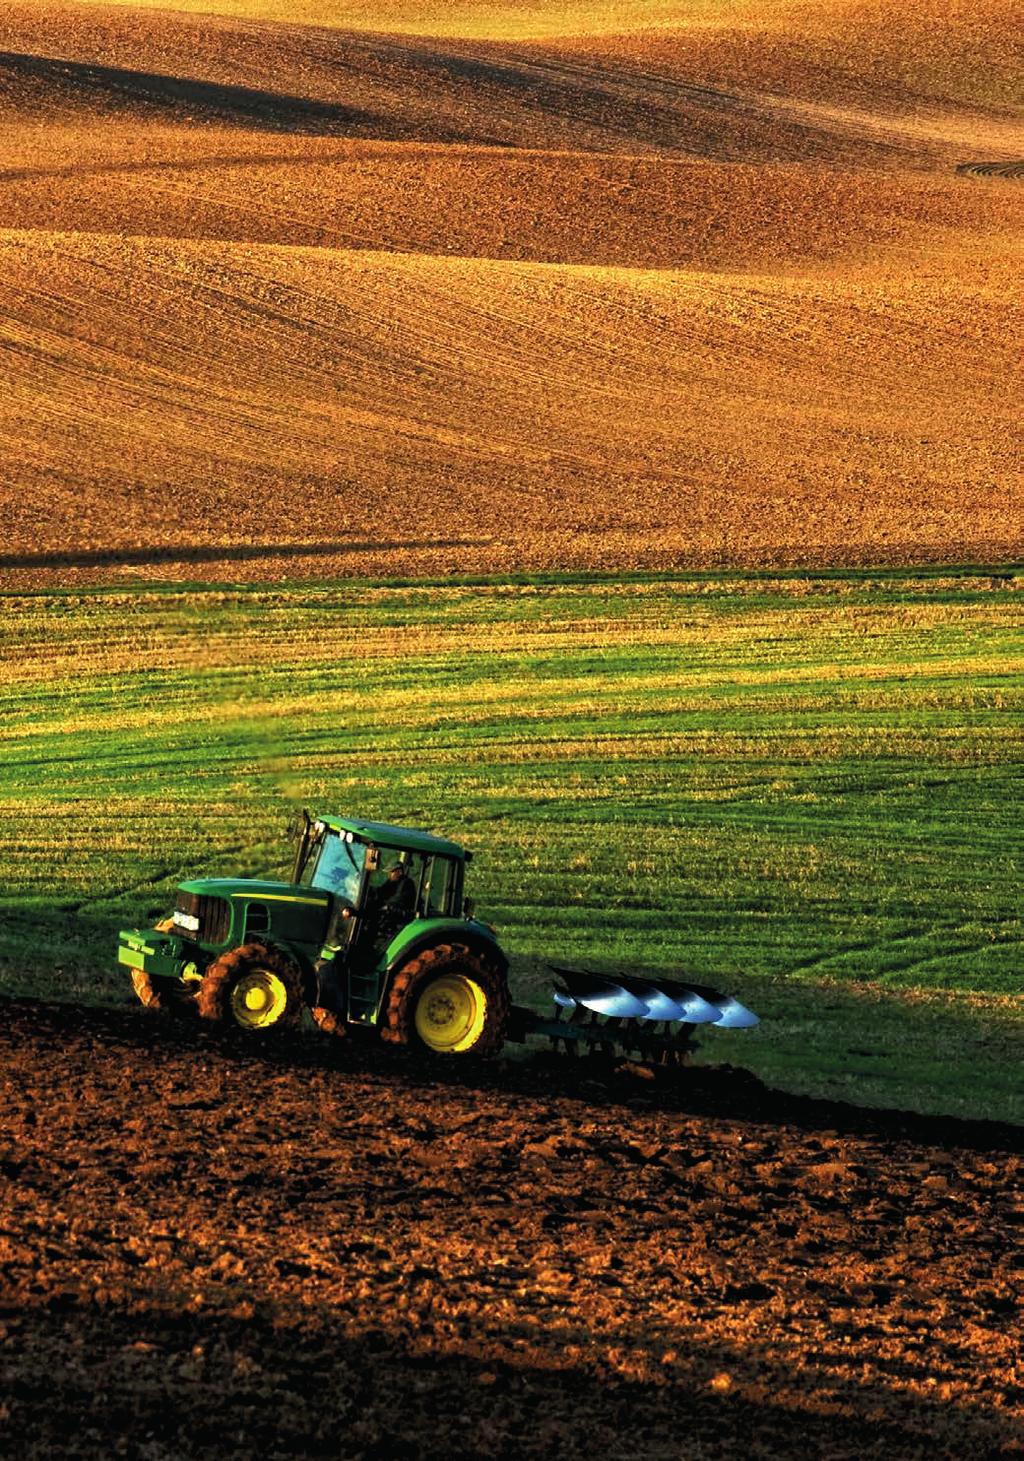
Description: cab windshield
xmin=301 ymin=830 xmax=366 ymax=901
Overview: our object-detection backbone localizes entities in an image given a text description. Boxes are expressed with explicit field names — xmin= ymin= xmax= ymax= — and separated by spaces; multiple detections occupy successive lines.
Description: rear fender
xmin=384 ymin=919 xmax=507 ymax=978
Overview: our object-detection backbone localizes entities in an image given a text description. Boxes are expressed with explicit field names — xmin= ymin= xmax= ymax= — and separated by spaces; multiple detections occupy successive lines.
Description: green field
xmin=1 ymin=570 xmax=1021 ymax=1121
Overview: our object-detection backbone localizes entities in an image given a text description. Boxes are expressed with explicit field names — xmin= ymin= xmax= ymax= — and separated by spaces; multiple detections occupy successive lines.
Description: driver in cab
xmin=370 ymin=860 xmax=416 ymax=942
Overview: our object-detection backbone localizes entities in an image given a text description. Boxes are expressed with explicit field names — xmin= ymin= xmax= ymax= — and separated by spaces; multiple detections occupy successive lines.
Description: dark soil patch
xmin=1 ymin=997 xmax=1020 ymax=1458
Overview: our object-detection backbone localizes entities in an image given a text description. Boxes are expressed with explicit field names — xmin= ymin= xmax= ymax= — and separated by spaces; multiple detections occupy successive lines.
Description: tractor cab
xmin=293 ymin=814 xmax=467 ymax=928
xmin=289 ymin=814 xmax=478 ymax=1022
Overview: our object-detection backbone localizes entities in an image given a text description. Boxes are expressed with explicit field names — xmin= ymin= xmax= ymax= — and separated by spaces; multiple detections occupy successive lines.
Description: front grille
xmin=175 ymin=891 xmax=232 ymax=946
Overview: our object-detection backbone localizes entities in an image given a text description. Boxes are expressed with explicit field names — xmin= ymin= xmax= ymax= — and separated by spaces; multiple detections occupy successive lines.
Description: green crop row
xmin=1 ymin=571 xmax=1020 ymax=1121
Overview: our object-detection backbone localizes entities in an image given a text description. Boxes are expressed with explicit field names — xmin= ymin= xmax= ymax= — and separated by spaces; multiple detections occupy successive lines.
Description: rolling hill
xmin=0 ymin=0 xmax=1020 ymax=584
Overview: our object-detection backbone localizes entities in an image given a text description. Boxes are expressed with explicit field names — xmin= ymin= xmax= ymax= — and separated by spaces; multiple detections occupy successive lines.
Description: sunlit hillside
xmin=0 ymin=0 xmax=1020 ymax=584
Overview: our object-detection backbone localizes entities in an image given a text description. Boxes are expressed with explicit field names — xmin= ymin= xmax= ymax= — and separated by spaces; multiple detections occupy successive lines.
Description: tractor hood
xmin=178 ymin=877 xmax=331 ymax=907
xmin=173 ymin=878 xmax=331 ymax=952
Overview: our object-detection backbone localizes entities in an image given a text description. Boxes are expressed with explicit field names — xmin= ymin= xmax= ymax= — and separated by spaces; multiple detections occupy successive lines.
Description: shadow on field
xmin=0 ymin=146 xmax=515 ymax=187
xmin=0 ymin=51 xmax=505 ymax=143
xmin=3 ymin=995 xmax=1020 ymax=1155
xmin=5 ymin=1285 xmax=1018 ymax=1459
xmin=0 ymin=538 xmax=490 ymax=572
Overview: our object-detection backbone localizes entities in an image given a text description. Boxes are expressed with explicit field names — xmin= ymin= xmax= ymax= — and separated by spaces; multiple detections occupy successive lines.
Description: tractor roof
xmin=320 ymin=816 xmax=469 ymax=860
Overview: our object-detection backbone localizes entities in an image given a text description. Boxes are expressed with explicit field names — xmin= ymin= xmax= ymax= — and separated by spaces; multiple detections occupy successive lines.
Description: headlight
xmin=173 ymin=910 xmax=200 ymax=932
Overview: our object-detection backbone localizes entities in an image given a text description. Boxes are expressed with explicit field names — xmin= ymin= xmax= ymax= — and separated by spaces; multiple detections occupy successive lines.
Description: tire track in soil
xmin=0 ymin=995 xmax=1020 ymax=1459
xmin=957 ymin=160 xmax=1024 ymax=179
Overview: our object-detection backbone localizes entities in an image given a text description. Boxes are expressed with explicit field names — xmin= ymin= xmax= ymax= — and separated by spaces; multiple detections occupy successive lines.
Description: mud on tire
xmin=197 ymin=942 xmax=304 ymax=1031
xmin=130 ymin=968 xmax=198 ymax=1020
xmin=311 ymin=1005 xmax=346 ymax=1037
xmin=131 ymin=968 xmax=164 ymax=1010
xmin=383 ymin=943 xmax=509 ymax=1056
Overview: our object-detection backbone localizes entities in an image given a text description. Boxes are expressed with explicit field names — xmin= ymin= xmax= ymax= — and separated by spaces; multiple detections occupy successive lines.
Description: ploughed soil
xmin=1 ymin=998 xmax=1021 ymax=1459
xmin=3 ymin=4 xmax=1022 ymax=587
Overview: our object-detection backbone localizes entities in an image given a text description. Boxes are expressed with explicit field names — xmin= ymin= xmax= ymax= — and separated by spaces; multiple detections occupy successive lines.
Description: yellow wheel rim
xmin=414 ymin=974 xmax=487 ymax=1053
xmin=229 ymin=970 xmax=289 ymax=1030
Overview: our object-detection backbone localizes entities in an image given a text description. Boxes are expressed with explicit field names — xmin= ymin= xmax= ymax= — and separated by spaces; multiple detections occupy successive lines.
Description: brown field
xmin=0 ymin=0 xmax=1021 ymax=581
xmin=2 ymin=998 xmax=1022 ymax=1459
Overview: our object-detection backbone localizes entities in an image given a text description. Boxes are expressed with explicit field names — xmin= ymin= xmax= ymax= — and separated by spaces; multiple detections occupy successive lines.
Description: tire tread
xmin=383 ymin=943 xmax=509 ymax=1056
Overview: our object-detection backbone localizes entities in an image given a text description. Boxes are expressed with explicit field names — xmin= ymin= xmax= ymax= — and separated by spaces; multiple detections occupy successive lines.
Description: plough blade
xmin=554 ymin=972 xmax=650 ymax=1019
xmin=645 ymin=980 xmax=722 ymax=1024
xmin=708 ymin=996 xmax=759 ymax=1029
xmin=550 ymin=966 xmax=759 ymax=1030
xmin=682 ymin=982 xmax=760 ymax=1029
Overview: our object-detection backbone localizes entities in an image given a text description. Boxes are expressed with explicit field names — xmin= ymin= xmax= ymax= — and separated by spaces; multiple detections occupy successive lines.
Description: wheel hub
xmin=230 ymin=970 xmax=289 ymax=1029
xmin=414 ymin=974 xmax=487 ymax=1053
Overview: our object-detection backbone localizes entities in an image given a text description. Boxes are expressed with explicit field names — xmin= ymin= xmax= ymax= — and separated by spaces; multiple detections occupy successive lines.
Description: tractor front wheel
xmin=130 ymin=968 xmax=164 ymax=1011
xmin=130 ymin=967 xmax=200 ymax=1020
xmin=384 ymin=945 xmax=508 ymax=1056
xmin=197 ymin=943 xmax=303 ymax=1033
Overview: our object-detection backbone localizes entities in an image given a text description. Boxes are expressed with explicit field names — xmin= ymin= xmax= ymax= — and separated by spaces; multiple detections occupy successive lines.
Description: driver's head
xmin=388 ymin=864 xmax=406 ymax=881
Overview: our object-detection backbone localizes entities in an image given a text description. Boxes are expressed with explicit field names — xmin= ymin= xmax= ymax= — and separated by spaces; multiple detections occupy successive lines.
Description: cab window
xmin=423 ymin=856 xmax=456 ymax=917
xmin=305 ymin=831 xmax=366 ymax=901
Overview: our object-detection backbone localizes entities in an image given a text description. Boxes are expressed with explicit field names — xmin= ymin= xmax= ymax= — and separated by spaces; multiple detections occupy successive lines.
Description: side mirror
xmin=286 ymin=808 xmax=310 ymax=842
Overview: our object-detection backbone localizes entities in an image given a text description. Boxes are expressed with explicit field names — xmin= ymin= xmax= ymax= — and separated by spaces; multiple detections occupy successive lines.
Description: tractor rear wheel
xmin=197 ymin=943 xmax=303 ymax=1033
xmin=384 ymin=944 xmax=508 ymax=1056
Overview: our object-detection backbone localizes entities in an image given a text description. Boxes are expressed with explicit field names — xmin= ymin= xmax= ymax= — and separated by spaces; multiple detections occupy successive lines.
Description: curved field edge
xmin=0 ymin=570 xmax=1020 ymax=1123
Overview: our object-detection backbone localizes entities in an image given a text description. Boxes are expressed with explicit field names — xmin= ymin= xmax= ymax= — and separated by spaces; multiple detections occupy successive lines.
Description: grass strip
xmin=1 ymin=573 xmax=1020 ymax=1121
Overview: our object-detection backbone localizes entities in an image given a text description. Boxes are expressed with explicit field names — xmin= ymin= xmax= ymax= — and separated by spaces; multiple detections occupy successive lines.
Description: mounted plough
xmin=513 ymin=966 xmax=758 ymax=1066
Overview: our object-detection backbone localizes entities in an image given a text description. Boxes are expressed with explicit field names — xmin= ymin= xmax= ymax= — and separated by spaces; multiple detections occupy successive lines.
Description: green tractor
xmin=119 ymin=812 xmax=758 ymax=1062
